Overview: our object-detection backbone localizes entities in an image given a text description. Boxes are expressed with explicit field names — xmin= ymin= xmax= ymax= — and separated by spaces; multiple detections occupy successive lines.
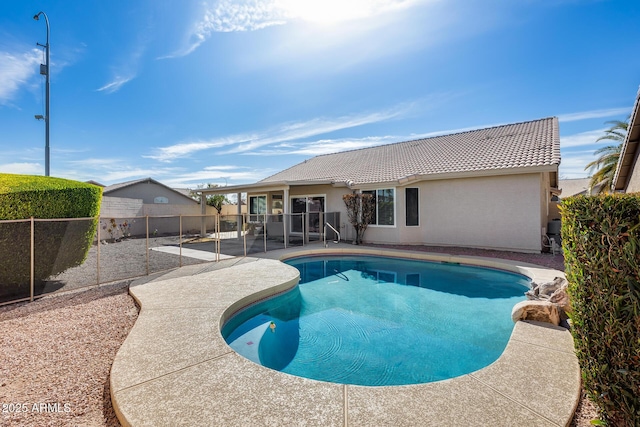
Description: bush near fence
xmin=560 ymin=194 xmax=640 ymax=426
xmin=0 ymin=174 xmax=102 ymax=299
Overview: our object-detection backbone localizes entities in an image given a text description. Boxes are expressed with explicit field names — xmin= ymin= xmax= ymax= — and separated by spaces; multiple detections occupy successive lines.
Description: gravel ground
xmin=0 ymin=242 xmax=599 ymax=426
xmin=0 ymin=234 xmax=292 ymax=304
xmin=0 ymin=282 xmax=137 ymax=426
xmin=0 ymin=236 xmax=214 ymax=304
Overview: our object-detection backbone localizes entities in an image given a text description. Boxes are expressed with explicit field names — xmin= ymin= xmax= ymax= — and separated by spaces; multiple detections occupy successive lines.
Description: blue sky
xmin=1 ymin=0 xmax=639 ymax=188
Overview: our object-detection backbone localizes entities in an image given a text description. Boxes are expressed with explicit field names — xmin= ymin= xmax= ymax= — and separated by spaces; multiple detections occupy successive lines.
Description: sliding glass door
xmin=290 ymin=196 xmax=325 ymax=233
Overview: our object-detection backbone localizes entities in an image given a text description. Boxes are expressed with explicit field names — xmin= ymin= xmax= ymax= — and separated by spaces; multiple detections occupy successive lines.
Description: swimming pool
xmin=222 ymin=255 xmax=530 ymax=386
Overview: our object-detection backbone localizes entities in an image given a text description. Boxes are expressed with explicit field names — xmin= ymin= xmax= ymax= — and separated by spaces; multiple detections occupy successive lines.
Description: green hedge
xmin=0 ymin=174 xmax=102 ymax=300
xmin=560 ymin=194 xmax=640 ymax=426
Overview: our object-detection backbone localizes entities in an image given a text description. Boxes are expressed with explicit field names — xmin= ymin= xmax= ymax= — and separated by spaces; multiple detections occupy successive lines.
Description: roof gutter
xmin=195 ymin=179 xmax=354 ymax=195
xmin=196 ymin=181 xmax=290 ymax=195
xmin=198 ymin=165 xmax=559 ymax=194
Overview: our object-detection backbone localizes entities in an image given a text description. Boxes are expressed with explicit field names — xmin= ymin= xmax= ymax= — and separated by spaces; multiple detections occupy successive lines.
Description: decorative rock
xmin=511 ymin=300 xmax=560 ymax=326
xmin=549 ymin=282 xmax=572 ymax=314
xmin=537 ymin=277 xmax=565 ymax=298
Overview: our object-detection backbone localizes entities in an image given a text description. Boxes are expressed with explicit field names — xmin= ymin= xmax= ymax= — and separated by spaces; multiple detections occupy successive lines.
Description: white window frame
xmin=363 ymin=188 xmax=396 ymax=228
xmin=248 ymin=194 xmax=267 ymax=222
xmin=289 ymin=194 xmax=326 ymax=234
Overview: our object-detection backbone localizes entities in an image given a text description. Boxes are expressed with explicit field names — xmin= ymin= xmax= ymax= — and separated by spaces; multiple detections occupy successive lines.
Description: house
xmin=612 ymin=88 xmax=640 ymax=193
xmin=200 ymin=117 xmax=561 ymax=253
xmin=100 ymin=177 xmax=216 ymax=236
xmin=558 ymin=178 xmax=604 ymax=197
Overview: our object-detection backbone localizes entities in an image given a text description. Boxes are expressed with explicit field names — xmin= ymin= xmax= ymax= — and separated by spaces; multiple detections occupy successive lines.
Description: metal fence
xmin=0 ymin=212 xmax=341 ymax=306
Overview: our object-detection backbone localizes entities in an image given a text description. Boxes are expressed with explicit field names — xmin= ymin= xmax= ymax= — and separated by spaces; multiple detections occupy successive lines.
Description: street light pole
xmin=34 ymin=11 xmax=50 ymax=177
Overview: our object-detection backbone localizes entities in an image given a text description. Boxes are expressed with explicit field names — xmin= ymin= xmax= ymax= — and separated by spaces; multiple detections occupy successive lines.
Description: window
xmin=249 ymin=195 xmax=266 ymax=221
xmin=363 ymin=189 xmax=395 ymax=226
xmin=405 ymin=188 xmax=419 ymax=226
xmin=154 ymin=196 xmax=168 ymax=204
xmin=271 ymin=195 xmax=283 ymax=214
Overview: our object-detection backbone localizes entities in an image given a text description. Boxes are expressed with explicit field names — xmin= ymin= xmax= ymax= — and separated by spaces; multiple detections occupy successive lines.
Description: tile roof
xmin=103 ymin=177 xmax=196 ymax=202
xmin=103 ymin=177 xmax=152 ymax=194
xmin=261 ymin=117 xmax=560 ymax=185
xmin=558 ymin=178 xmax=592 ymax=197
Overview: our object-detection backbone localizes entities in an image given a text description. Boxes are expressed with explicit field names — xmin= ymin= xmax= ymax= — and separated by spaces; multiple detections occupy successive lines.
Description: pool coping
xmin=110 ymin=245 xmax=581 ymax=427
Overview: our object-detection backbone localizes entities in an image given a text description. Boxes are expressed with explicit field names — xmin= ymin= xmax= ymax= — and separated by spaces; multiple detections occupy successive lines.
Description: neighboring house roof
xmin=260 ymin=117 xmax=560 ymax=186
xmin=103 ymin=177 xmax=197 ymax=203
xmin=558 ymin=178 xmax=604 ymax=197
xmin=612 ymin=88 xmax=640 ymax=192
xmin=173 ymin=187 xmax=194 ymax=198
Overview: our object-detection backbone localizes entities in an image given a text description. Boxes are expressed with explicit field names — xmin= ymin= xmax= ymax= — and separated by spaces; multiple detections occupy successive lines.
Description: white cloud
xmin=162 ymin=0 xmax=430 ymax=58
xmin=58 ymin=157 xmax=266 ymax=188
xmin=0 ymin=49 xmax=40 ymax=104
xmin=277 ymin=0 xmax=421 ymax=24
xmin=161 ymin=0 xmax=286 ymax=58
xmin=247 ymin=135 xmax=398 ymax=156
xmin=560 ymin=128 xmax=607 ymax=149
xmin=164 ymin=166 xmax=271 ymax=188
xmin=202 ymin=165 xmax=246 ymax=171
xmin=147 ymin=104 xmax=410 ymax=161
xmin=96 ymin=76 xmax=134 ymax=94
xmin=97 ymin=33 xmax=148 ymax=93
xmin=557 ymin=107 xmax=631 ymax=122
xmin=61 ymin=158 xmax=179 ymax=184
xmin=558 ymin=126 xmax=626 ymax=177
xmin=558 ymin=150 xmax=597 ymax=179
xmin=0 ymin=162 xmax=42 ymax=175
xmin=244 ymin=120 xmax=532 ymax=157
xmin=144 ymin=137 xmax=250 ymax=161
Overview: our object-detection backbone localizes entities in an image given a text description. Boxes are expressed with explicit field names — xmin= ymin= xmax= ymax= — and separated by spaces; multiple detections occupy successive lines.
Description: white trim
xmin=289 ymin=194 xmax=327 ymax=235
xmin=364 ymin=188 xmax=396 ymax=228
xmin=249 ymin=194 xmax=267 ymax=221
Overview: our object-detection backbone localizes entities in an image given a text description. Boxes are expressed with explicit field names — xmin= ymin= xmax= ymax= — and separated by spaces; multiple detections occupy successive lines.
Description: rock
xmin=511 ymin=300 xmax=560 ymax=326
xmin=549 ymin=282 xmax=572 ymax=314
xmin=525 ymin=289 xmax=538 ymax=300
xmin=537 ymin=277 xmax=565 ymax=298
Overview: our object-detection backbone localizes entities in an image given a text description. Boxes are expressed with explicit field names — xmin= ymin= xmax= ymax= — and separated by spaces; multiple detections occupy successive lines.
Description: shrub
xmin=0 ymin=174 xmax=102 ymax=300
xmin=343 ymin=193 xmax=375 ymax=245
xmin=560 ymin=194 xmax=640 ymax=426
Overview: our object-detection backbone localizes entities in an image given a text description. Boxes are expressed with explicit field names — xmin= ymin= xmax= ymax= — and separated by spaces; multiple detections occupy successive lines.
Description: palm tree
xmin=584 ymin=118 xmax=628 ymax=193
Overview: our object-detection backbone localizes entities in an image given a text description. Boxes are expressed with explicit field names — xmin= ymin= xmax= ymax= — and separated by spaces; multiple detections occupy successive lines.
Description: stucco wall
xmin=243 ymin=173 xmax=546 ymax=252
xmin=100 ymin=196 xmax=144 ymax=218
xmin=365 ymin=173 xmax=544 ymax=253
xmin=625 ymin=150 xmax=640 ymax=192
xmin=220 ymin=204 xmax=246 ymax=215
xmin=100 ymin=196 xmax=217 ymax=237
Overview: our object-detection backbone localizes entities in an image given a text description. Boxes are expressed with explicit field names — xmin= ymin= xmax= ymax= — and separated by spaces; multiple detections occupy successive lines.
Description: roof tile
xmin=261 ymin=117 xmax=560 ymax=185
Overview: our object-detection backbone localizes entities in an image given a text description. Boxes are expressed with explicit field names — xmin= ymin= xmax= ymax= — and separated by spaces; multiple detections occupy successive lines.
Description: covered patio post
xmin=200 ymin=191 xmax=207 ymax=237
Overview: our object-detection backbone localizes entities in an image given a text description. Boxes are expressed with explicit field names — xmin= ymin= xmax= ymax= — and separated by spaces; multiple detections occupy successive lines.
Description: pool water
xmin=222 ymin=255 xmax=530 ymax=386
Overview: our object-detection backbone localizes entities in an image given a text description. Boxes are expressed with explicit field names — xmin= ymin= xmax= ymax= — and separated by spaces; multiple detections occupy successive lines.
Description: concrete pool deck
xmin=110 ymin=245 xmax=581 ymax=426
